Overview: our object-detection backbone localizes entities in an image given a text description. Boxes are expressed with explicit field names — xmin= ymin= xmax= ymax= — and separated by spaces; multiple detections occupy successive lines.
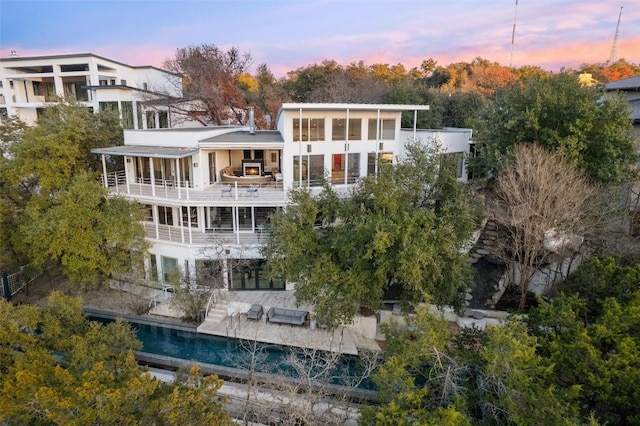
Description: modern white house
xmin=0 ymin=52 xmax=181 ymax=128
xmin=92 ymin=103 xmax=474 ymax=293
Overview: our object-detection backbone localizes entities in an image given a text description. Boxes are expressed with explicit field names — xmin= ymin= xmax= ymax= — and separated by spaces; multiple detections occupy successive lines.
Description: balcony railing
xmin=143 ymin=222 xmax=266 ymax=246
xmin=100 ymin=171 xmax=287 ymax=203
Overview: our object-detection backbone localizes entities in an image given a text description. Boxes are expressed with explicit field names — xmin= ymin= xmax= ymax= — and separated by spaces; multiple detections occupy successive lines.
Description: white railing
xmin=205 ymin=289 xmax=218 ymax=319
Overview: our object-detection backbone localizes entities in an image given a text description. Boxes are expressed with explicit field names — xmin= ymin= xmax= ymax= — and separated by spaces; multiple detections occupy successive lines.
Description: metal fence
xmin=1 ymin=260 xmax=56 ymax=300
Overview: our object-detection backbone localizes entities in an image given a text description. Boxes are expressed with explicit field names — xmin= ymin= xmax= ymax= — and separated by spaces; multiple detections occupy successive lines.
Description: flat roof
xmin=606 ymin=75 xmax=640 ymax=91
xmin=280 ymin=103 xmax=430 ymax=111
xmin=200 ymin=130 xmax=284 ymax=149
xmin=91 ymin=145 xmax=198 ymax=158
xmin=0 ymin=52 xmax=178 ymax=76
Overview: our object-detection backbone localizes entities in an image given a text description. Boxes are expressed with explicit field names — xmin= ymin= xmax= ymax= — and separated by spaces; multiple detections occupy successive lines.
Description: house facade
xmin=0 ymin=52 xmax=181 ymax=128
xmin=93 ymin=103 xmax=474 ymax=292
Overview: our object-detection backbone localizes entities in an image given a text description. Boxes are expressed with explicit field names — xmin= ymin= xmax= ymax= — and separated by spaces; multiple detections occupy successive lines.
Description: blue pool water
xmin=90 ymin=316 xmax=376 ymax=390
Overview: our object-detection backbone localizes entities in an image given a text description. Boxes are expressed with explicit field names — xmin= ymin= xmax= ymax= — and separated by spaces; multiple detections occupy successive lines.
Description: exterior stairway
xmin=205 ymin=303 xmax=229 ymax=324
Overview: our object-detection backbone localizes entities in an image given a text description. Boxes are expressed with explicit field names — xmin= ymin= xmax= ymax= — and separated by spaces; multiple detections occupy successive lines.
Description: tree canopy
xmin=472 ymin=73 xmax=635 ymax=184
xmin=262 ymin=141 xmax=479 ymax=326
xmin=0 ymin=102 xmax=146 ymax=284
xmin=0 ymin=292 xmax=232 ymax=425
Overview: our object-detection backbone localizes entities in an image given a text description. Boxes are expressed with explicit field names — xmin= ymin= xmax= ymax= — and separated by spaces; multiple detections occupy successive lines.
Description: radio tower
xmin=509 ymin=0 xmax=519 ymax=67
xmin=609 ymin=6 xmax=623 ymax=64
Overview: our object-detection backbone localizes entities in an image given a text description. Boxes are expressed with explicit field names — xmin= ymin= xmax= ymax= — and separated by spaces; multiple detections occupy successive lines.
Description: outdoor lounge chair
xmin=246 ymin=304 xmax=263 ymax=321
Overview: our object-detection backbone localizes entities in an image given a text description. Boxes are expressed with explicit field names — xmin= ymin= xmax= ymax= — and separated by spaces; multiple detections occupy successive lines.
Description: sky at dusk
xmin=1 ymin=0 xmax=639 ymax=77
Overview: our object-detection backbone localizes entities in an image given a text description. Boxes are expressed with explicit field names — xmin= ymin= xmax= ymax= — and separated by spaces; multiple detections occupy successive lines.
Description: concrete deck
xmin=149 ymin=290 xmax=381 ymax=356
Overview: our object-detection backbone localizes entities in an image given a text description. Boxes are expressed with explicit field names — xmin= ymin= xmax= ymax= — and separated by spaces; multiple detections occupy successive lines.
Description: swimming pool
xmin=87 ymin=312 xmax=377 ymax=391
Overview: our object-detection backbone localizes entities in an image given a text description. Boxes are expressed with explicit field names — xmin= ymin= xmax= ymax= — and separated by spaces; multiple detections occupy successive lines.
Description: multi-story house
xmin=0 ymin=52 xmax=181 ymax=128
xmin=93 ymin=103 xmax=474 ymax=293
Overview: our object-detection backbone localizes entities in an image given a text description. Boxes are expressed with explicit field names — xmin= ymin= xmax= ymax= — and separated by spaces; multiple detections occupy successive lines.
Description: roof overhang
xmin=91 ymin=145 xmax=198 ymax=158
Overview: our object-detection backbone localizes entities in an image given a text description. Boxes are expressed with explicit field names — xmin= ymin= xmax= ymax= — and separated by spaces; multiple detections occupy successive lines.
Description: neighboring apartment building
xmin=92 ymin=103 xmax=474 ymax=291
xmin=0 ymin=52 xmax=181 ymax=128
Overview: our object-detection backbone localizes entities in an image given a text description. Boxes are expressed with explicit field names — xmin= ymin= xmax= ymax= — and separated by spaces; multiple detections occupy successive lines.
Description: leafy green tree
xmin=0 ymin=102 xmax=142 ymax=283
xmin=361 ymin=306 xmax=580 ymax=425
xmin=528 ymin=290 xmax=640 ymax=425
xmin=472 ymin=73 xmax=635 ymax=184
xmin=263 ymin=141 xmax=479 ymax=326
xmin=0 ymin=292 xmax=233 ymax=425
xmin=14 ymin=173 xmax=147 ymax=284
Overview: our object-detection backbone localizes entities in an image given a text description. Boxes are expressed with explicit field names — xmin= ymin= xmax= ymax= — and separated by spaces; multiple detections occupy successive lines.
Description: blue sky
xmin=1 ymin=0 xmax=639 ymax=77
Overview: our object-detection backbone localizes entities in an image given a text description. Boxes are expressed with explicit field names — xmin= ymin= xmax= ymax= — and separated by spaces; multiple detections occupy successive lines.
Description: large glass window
xmin=142 ymin=204 xmax=153 ymax=222
xmin=293 ymin=155 xmax=324 ymax=187
xmin=332 ymin=118 xmax=361 ymax=141
xmin=332 ymin=154 xmax=345 ymax=183
xmin=161 ymin=256 xmax=179 ymax=283
xmin=146 ymin=111 xmax=155 ymax=129
xmin=206 ymin=207 xmax=233 ymax=231
xmin=347 ymin=153 xmax=360 ymax=182
xmin=121 ymin=101 xmax=134 ymax=129
xmin=181 ymin=206 xmax=198 ymax=227
xmin=229 ymin=260 xmax=284 ymax=290
xmin=99 ymin=101 xmax=118 ymax=112
xmin=159 ymin=112 xmax=169 ymax=128
xmin=368 ymin=119 xmax=396 ymax=140
xmin=32 ymin=81 xmax=42 ymax=96
xmin=293 ymin=118 xmax=324 ymax=141
xmin=367 ymin=152 xmax=394 ymax=175
xmin=149 ymin=254 xmax=158 ymax=282
xmin=237 ymin=207 xmax=253 ymax=231
xmin=158 ymin=206 xmax=173 ymax=226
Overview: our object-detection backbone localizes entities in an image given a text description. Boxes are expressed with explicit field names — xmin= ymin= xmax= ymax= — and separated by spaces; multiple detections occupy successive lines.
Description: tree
xmin=0 ymin=292 xmax=233 ymax=425
xmin=360 ymin=306 xmax=580 ymax=425
xmin=161 ymin=44 xmax=253 ymax=126
xmin=0 ymin=102 xmax=125 ymax=271
xmin=472 ymin=73 xmax=635 ymax=184
xmin=488 ymin=144 xmax=598 ymax=309
xmin=263 ymin=141 xmax=479 ymax=326
xmin=14 ymin=173 xmax=148 ymax=285
xmin=527 ymin=288 xmax=640 ymax=425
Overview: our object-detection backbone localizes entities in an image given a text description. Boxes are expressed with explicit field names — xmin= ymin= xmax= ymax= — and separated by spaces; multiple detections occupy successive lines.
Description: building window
xmin=32 ymin=81 xmax=42 ymax=96
xmin=121 ymin=79 xmax=127 ymax=86
xmin=121 ymin=101 xmax=134 ymax=129
xmin=181 ymin=206 xmax=198 ymax=227
xmin=99 ymin=101 xmax=118 ymax=112
xmin=206 ymin=206 xmax=233 ymax=231
xmin=367 ymin=152 xmax=394 ymax=175
xmin=293 ymin=155 xmax=324 ymax=187
xmin=146 ymin=111 xmax=156 ymax=129
xmin=229 ymin=259 xmax=284 ymax=290
xmin=332 ymin=119 xmax=345 ymax=141
xmin=293 ymin=118 xmax=324 ymax=141
xmin=45 ymin=82 xmax=55 ymax=100
xmin=143 ymin=82 xmax=148 ymax=90
xmin=159 ymin=111 xmax=168 ymax=128
xmin=161 ymin=256 xmax=179 ymax=283
xmin=142 ymin=204 xmax=153 ymax=222
xmin=149 ymin=254 xmax=158 ymax=282
xmin=237 ymin=207 xmax=253 ymax=231
xmin=368 ymin=119 xmax=396 ymax=140
xmin=136 ymin=103 xmax=143 ymax=129
xmin=348 ymin=118 xmax=361 ymax=140
xmin=348 ymin=153 xmax=360 ymax=181
xmin=158 ymin=206 xmax=173 ymax=226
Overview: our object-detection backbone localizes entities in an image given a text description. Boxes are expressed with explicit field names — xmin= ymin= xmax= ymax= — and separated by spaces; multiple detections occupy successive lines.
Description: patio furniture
xmin=266 ymin=307 xmax=309 ymax=326
xmin=246 ymin=184 xmax=259 ymax=197
xmin=246 ymin=304 xmax=263 ymax=321
xmin=274 ymin=173 xmax=283 ymax=188
xmin=221 ymin=184 xmax=232 ymax=197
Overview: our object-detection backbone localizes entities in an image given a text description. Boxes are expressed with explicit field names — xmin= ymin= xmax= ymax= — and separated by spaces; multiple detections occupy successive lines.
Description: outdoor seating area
xmin=246 ymin=304 xmax=263 ymax=320
xmin=266 ymin=307 xmax=309 ymax=326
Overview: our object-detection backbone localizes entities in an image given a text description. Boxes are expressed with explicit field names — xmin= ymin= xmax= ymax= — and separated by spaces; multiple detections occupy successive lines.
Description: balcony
xmin=101 ymin=171 xmax=287 ymax=205
xmin=144 ymin=223 xmax=265 ymax=246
